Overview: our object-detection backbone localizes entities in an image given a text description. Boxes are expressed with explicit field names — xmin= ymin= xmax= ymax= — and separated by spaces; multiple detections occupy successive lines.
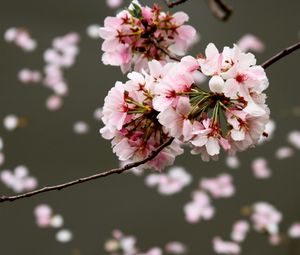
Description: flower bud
xmin=209 ymin=75 xmax=224 ymax=93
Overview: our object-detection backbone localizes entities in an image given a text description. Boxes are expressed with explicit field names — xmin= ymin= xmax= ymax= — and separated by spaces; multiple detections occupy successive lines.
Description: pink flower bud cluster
xmin=0 ymin=165 xmax=37 ymax=193
xmin=145 ymin=166 xmax=192 ymax=195
xmin=99 ymin=1 xmax=197 ymax=73
xmin=104 ymin=229 xmax=186 ymax=255
xmin=4 ymin=27 xmax=37 ymax=51
xmin=184 ymin=173 xmax=235 ymax=223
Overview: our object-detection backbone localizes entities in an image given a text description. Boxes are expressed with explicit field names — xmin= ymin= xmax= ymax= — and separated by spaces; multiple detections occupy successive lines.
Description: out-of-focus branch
xmin=164 ymin=0 xmax=189 ymax=8
xmin=207 ymin=0 xmax=233 ymax=21
xmin=0 ymin=138 xmax=174 ymax=203
xmin=261 ymin=41 xmax=300 ymax=69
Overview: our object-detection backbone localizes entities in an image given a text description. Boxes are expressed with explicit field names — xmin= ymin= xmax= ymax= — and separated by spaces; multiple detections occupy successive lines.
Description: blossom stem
xmin=261 ymin=41 xmax=300 ymax=69
xmin=0 ymin=138 xmax=175 ymax=203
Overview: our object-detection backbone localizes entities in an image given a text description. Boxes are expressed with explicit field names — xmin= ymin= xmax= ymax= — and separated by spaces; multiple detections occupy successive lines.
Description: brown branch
xmin=164 ymin=0 xmax=189 ymax=8
xmin=207 ymin=0 xmax=233 ymax=21
xmin=0 ymin=137 xmax=174 ymax=203
xmin=261 ymin=41 xmax=300 ymax=69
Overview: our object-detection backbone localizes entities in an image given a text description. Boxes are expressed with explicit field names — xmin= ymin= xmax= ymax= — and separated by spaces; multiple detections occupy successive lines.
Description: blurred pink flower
xmin=237 ymin=34 xmax=265 ymax=53
xmin=251 ymin=158 xmax=272 ymax=179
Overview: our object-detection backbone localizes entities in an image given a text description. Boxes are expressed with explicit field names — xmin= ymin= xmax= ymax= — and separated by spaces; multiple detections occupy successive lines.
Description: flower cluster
xmin=100 ymin=61 xmax=184 ymax=170
xmin=0 ymin=165 xmax=37 ymax=193
xmin=99 ymin=0 xmax=197 ymax=73
xmin=155 ymin=43 xmax=269 ymax=162
xmin=145 ymin=166 xmax=192 ymax=195
xmin=101 ymin=42 xmax=269 ymax=170
xmin=4 ymin=27 xmax=37 ymax=51
xmin=183 ymin=173 xmax=235 ymax=223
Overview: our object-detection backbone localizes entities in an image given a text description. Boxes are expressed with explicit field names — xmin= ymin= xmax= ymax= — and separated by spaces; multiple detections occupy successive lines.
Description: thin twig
xmin=164 ymin=0 xmax=189 ymax=8
xmin=0 ymin=138 xmax=174 ymax=203
xmin=261 ymin=41 xmax=300 ymax=69
xmin=207 ymin=0 xmax=233 ymax=21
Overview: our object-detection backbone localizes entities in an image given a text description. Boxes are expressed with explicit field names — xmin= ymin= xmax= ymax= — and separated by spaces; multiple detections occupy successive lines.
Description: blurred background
xmin=0 ymin=0 xmax=300 ymax=254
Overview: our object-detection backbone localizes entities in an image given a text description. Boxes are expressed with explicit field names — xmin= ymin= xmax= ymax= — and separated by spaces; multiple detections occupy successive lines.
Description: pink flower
xmin=0 ymin=165 xmax=38 ymax=193
xmin=288 ymin=223 xmax=300 ymax=238
xmin=165 ymin=242 xmax=187 ymax=254
xmin=251 ymin=158 xmax=272 ymax=179
xmin=184 ymin=191 xmax=215 ymax=223
xmin=99 ymin=2 xmax=196 ymax=73
xmin=251 ymin=202 xmax=282 ymax=235
xmin=200 ymin=174 xmax=235 ymax=199
xmin=237 ymin=34 xmax=265 ymax=53
xmin=212 ymin=237 xmax=241 ymax=254
xmin=4 ymin=27 xmax=37 ymax=51
xmin=231 ymin=220 xmax=250 ymax=243
xmin=275 ymin=147 xmax=294 ymax=159
xmin=100 ymin=64 xmax=183 ymax=170
xmin=145 ymin=166 xmax=191 ymax=195
xmin=18 ymin=69 xmax=41 ymax=84
xmin=288 ymin=130 xmax=300 ymax=149
xmin=106 ymin=0 xmax=123 ymax=9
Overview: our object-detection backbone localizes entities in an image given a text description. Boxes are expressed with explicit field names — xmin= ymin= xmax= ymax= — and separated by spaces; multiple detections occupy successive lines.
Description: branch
xmin=261 ymin=41 xmax=300 ymax=69
xmin=0 ymin=138 xmax=174 ymax=203
xmin=164 ymin=0 xmax=189 ymax=8
xmin=207 ymin=0 xmax=233 ymax=21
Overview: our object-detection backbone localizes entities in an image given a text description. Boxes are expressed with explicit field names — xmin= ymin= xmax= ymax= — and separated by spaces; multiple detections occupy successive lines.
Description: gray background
xmin=0 ymin=0 xmax=300 ymax=254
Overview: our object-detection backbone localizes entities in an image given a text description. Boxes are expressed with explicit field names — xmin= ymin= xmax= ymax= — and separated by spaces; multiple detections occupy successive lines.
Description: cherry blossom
xmin=145 ymin=166 xmax=192 ymax=195
xmin=200 ymin=174 xmax=235 ymax=198
xmin=46 ymin=95 xmax=63 ymax=111
xmin=100 ymin=62 xmax=184 ymax=170
xmin=34 ymin=204 xmax=64 ymax=228
xmin=86 ymin=24 xmax=100 ymax=39
xmin=106 ymin=0 xmax=124 ymax=9
xmin=73 ymin=121 xmax=90 ymax=134
xmin=56 ymin=229 xmax=73 ymax=243
xmin=18 ymin=69 xmax=42 ymax=84
xmin=99 ymin=0 xmax=197 ymax=73
xmin=288 ymin=223 xmax=300 ymax=238
xmin=225 ymin=155 xmax=240 ymax=169
xmin=0 ymin=165 xmax=37 ymax=193
xmin=275 ymin=146 xmax=294 ymax=159
xmin=287 ymin=130 xmax=300 ymax=149
xmin=184 ymin=191 xmax=215 ymax=223
xmin=251 ymin=202 xmax=282 ymax=236
xmin=231 ymin=220 xmax=250 ymax=243
xmin=154 ymin=43 xmax=270 ymax=162
xmin=3 ymin=114 xmax=19 ymax=131
xmin=4 ymin=27 xmax=37 ymax=51
xmin=165 ymin=242 xmax=187 ymax=254
xmin=251 ymin=158 xmax=272 ymax=179
xmin=237 ymin=34 xmax=265 ymax=53
xmin=212 ymin=237 xmax=241 ymax=254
